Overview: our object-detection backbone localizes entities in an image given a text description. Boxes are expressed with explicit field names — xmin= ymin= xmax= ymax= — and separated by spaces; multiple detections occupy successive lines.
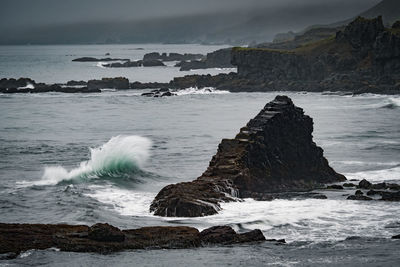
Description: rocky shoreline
xmin=0 ymin=223 xmax=268 ymax=259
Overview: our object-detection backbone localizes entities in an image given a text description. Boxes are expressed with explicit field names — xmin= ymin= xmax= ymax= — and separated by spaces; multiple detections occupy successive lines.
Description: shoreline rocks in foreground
xmin=150 ymin=95 xmax=346 ymax=217
xmin=0 ymin=223 xmax=267 ymax=258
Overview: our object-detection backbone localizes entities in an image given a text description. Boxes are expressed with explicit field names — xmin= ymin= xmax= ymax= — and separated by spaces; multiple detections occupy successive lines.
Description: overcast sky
xmin=0 ymin=0 xmax=381 ymax=30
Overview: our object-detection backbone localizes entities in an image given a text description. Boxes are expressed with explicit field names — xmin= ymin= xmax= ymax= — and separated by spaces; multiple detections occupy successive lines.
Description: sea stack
xmin=150 ymin=95 xmax=346 ymax=217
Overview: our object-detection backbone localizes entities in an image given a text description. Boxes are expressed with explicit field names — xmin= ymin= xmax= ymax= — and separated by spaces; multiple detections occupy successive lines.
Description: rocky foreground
xmin=0 ymin=223 xmax=269 ymax=259
xmin=150 ymin=95 xmax=346 ymax=217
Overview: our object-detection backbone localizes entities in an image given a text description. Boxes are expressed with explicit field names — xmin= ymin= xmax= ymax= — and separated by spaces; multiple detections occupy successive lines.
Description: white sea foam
xmin=344 ymin=166 xmax=400 ymax=182
xmin=20 ymin=135 xmax=152 ymax=186
xmin=85 ymin=186 xmax=154 ymax=216
xmin=18 ymin=83 xmax=35 ymax=89
xmin=174 ymin=87 xmax=230 ymax=96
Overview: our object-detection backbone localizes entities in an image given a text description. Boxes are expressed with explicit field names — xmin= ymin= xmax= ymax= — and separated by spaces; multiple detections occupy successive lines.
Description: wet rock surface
xmin=150 ymin=95 xmax=346 ymax=217
xmin=345 ymin=179 xmax=400 ymax=201
xmin=0 ymin=223 xmax=266 ymax=257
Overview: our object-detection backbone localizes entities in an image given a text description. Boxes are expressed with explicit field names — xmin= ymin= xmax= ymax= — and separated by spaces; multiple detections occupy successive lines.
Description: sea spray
xmin=34 ymin=135 xmax=152 ymax=186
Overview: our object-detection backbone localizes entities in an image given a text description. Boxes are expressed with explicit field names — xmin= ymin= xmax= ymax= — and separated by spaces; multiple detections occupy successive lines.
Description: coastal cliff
xmin=150 ymin=96 xmax=346 ymax=217
xmin=230 ymin=16 xmax=400 ymax=94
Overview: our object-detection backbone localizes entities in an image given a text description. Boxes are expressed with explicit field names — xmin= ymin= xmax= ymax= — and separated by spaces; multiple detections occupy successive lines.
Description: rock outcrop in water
xmin=177 ymin=48 xmax=234 ymax=71
xmin=87 ymin=77 xmax=129 ymax=90
xmin=0 ymin=223 xmax=266 ymax=258
xmin=0 ymin=78 xmax=100 ymax=93
xmin=150 ymin=95 xmax=346 ymax=217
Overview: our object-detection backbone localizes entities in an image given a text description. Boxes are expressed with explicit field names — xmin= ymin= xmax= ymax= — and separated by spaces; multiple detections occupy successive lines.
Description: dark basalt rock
xmin=380 ymin=191 xmax=400 ymax=201
xmin=88 ymin=223 xmax=125 ymax=242
xmin=0 ymin=78 xmax=36 ymax=89
xmin=230 ymin=16 xmax=400 ymax=94
xmin=392 ymin=234 xmax=400 ymax=239
xmin=355 ymin=190 xmax=364 ymax=195
xmin=177 ymin=48 xmax=233 ymax=71
xmin=359 ymin=179 xmax=372 ymax=189
xmin=0 ymin=223 xmax=266 ymax=257
xmin=142 ymin=60 xmax=165 ymax=67
xmin=87 ymin=77 xmax=129 ymax=90
xmin=143 ymin=52 xmax=204 ymax=62
xmin=66 ymin=80 xmax=87 ymax=86
xmin=150 ymin=95 xmax=346 ymax=217
xmin=141 ymin=88 xmax=177 ymax=97
xmin=347 ymin=195 xmax=373 ymax=201
xmin=103 ymin=60 xmax=142 ymax=68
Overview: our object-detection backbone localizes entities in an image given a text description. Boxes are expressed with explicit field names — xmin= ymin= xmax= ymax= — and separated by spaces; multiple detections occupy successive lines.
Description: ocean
xmin=1 ymin=44 xmax=400 ymax=266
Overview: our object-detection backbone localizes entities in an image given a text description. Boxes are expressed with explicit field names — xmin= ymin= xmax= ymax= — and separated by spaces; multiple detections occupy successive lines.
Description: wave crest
xmin=34 ymin=135 xmax=152 ymax=186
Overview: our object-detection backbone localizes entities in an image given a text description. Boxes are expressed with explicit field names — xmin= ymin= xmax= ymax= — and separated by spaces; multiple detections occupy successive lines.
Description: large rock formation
xmin=0 ymin=223 xmax=266 ymax=257
xmin=230 ymin=16 xmax=400 ymax=94
xmin=177 ymin=48 xmax=234 ymax=71
xmin=150 ymin=96 xmax=346 ymax=217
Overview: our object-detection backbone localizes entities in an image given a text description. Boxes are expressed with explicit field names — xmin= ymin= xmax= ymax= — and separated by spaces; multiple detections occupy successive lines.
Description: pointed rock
xmin=150 ymin=95 xmax=346 ymax=217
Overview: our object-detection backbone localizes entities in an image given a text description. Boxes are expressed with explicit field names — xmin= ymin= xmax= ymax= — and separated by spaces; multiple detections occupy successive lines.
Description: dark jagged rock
xmin=88 ymin=223 xmax=125 ymax=242
xmin=0 ymin=78 xmax=36 ymax=89
xmin=142 ymin=60 xmax=166 ymax=67
xmin=66 ymin=80 xmax=87 ymax=86
xmin=230 ymin=16 xmax=400 ymax=94
xmin=87 ymin=77 xmax=129 ymax=90
xmin=355 ymin=190 xmax=364 ymax=195
xmin=150 ymin=95 xmax=346 ymax=217
xmin=72 ymin=57 xmax=129 ymax=62
xmin=359 ymin=179 xmax=372 ymax=189
xmin=0 ymin=223 xmax=266 ymax=257
xmin=178 ymin=48 xmax=233 ymax=71
xmin=0 ymin=78 xmax=100 ymax=94
xmin=103 ymin=60 xmax=142 ymax=68
xmin=347 ymin=195 xmax=373 ymax=201
xmin=392 ymin=234 xmax=400 ymax=239
xmin=143 ymin=52 xmax=204 ymax=62
xmin=142 ymin=88 xmax=177 ymax=98
xmin=343 ymin=183 xmax=356 ymax=187
xmin=380 ymin=191 xmax=400 ymax=201
xmin=130 ymin=81 xmax=169 ymax=89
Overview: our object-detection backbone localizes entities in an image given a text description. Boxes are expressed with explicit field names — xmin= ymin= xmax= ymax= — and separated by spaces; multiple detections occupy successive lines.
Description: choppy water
xmin=1 ymin=45 xmax=400 ymax=266
xmin=0 ymin=44 xmax=233 ymax=83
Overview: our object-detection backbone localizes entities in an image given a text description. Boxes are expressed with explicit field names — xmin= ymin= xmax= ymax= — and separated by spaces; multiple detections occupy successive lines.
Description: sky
xmin=0 ymin=0 xmax=381 ymax=29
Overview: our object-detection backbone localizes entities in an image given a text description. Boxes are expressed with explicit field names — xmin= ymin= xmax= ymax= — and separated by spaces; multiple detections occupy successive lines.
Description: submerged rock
xmin=0 ymin=223 xmax=266 ymax=256
xmin=150 ymin=95 xmax=346 ymax=217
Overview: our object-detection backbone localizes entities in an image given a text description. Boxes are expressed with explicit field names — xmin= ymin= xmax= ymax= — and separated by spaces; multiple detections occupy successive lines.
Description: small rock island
xmin=150 ymin=96 xmax=346 ymax=217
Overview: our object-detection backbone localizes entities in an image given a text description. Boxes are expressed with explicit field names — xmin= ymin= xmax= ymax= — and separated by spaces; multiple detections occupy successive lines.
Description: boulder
xmin=150 ymin=95 xmax=346 ymax=217
xmin=359 ymin=179 xmax=372 ymax=189
xmin=326 ymin=185 xmax=344 ymax=190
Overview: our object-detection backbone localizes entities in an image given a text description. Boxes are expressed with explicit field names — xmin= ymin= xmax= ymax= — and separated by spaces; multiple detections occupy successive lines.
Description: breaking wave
xmin=30 ymin=135 xmax=152 ymax=186
xmin=380 ymin=97 xmax=400 ymax=109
